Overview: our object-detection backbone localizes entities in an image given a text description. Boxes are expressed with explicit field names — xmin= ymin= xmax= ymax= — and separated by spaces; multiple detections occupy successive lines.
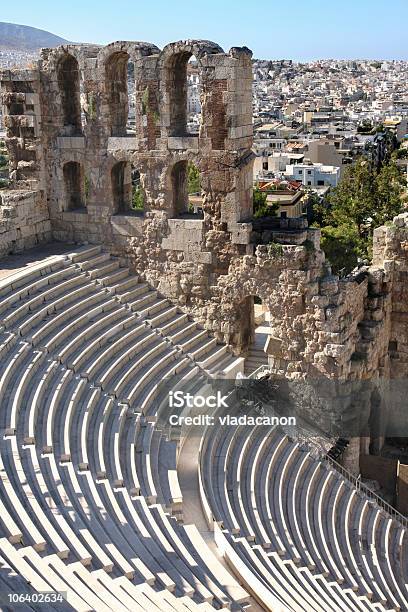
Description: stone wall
xmin=36 ymin=41 xmax=253 ymax=248
xmin=0 ymin=190 xmax=51 ymax=257
xmin=0 ymin=68 xmax=51 ymax=254
xmin=373 ymin=213 xmax=408 ymax=379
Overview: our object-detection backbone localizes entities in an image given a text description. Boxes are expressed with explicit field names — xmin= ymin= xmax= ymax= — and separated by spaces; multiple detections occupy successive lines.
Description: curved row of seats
xmin=199 ymin=408 xmax=408 ymax=612
xmin=0 ymin=246 xmax=247 ymax=611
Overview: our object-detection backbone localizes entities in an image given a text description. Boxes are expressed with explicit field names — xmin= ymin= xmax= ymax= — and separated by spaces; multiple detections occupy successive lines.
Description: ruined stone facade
xmin=0 ymin=69 xmax=51 ymax=255
xmin=1 ymin=39 xmax=408 ymax=471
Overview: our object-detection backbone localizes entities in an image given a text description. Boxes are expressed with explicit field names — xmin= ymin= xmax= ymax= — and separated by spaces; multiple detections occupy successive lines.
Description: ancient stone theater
xmin=0 ymin=39 xmax=406 ymax=610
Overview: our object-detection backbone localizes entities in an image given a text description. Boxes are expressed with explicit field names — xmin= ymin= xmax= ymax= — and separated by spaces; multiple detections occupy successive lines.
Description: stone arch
xmin=168 ymin=158 xmax=203 ymax=217
xmin=215 ymin=259 xmax=302 ymax=361
xmin=159 ymin=40 xmax=223 ymax=137
xmin=97 ymin=42 xmax=160 ymax=67
xmin=63 ymin=161 xmax=85 ymax=211
xmin=160 ymin=40 xmax=223 ymax=64
xmin=111 ymin=158 xmax=144 ymax=214
xmin=100 ymin=42 xmax=160 ymax=136
xmin=104 ymin=50 xmax=131 ymax=136
xmin=57 ymin=53 xmax=82 ymax=134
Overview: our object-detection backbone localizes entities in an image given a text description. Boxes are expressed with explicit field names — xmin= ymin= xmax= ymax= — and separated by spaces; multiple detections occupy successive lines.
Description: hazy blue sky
xmin=2 ymin=0 xmax=408 ymax=60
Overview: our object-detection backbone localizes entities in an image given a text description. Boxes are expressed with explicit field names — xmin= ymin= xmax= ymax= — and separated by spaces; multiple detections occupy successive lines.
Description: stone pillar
xmin=342 ymin=436 xmax=360 ymax=475
xmin=360 ymin=436 xmax=370 ymax=456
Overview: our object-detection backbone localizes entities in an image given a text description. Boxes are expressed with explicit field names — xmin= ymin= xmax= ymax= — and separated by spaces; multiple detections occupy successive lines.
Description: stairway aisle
xmin=244 ymin=324 xmax=269 ymax=376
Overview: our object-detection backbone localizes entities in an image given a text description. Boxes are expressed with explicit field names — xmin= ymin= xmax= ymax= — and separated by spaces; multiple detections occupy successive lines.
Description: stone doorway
xmin=242 ymin=295 xmax=270 ymax=376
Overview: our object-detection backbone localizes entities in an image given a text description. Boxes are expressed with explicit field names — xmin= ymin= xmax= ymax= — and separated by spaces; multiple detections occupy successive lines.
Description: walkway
xmin=177 ymin=428 xmax=264 ymax=611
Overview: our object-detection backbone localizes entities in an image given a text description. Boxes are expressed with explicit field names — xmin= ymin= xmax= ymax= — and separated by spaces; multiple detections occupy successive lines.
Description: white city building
xmin=285 ymin=162 xmax=340 ymax=187
xmin=253 ymin=152 xmax=305 ymax=178
xmin=187 ymin=73 xmax=201 ymax=114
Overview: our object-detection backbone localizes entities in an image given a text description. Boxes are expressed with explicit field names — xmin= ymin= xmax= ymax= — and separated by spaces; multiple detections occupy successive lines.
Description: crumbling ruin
xmin=1 ymin=39 xmax=408 ymax=473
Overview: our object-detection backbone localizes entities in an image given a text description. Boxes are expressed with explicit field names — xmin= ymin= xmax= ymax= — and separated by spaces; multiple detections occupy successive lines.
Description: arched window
xmin=167 ymin=53 xmax=201 ymax=137
xmin=63 ymin=162 xmax=85 ymax=211
xmin=112 ymin=161 xmax=144 ymax=214
xmin=105 ymin=52 xmax=134 ymax=136
xmin=186 ymin=56 xmax=201 ymax=135
xmin=57 ymin=54 xmax=82 ymax=134
xmin=171 ymin=160 xmax=203 ymax=217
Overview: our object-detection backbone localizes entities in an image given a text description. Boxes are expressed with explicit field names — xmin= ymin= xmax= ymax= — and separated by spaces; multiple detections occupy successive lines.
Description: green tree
xmin=132 ymin=185 xmax=144 ymax=210
xmin=253 ymin=188 xmax=279 ymax=218
xmin=372 ymin=159 xmax=406 ymax=228
xmin=307 ymin=191 xmax=326 ymax=226
xmin=325 ymin=158 xmax=375 ymax=237
xmin=326 ymin=157 xmax=404 ymax=237
xmin=313 ymin=156 xmax=405 ymax=274
xmin=187 ymin=162 xmax=200 ymax=194
xmin=320 ymin=224 xmax=366 ymax=276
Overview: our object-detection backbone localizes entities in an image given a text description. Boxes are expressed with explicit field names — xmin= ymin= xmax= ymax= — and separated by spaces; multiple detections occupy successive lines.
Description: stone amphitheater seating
xmin=0 ymin=244 xmax=406 ymax=611
xmin=0 ymin=246 xmax=250 ymax=611
xmin=199 ymin=408 xmax=408 ymax=611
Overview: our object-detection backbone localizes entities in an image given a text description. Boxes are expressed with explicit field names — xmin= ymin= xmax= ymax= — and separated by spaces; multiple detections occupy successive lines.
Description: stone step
xmin=69 ymin=245 xmax=102 ymax=263
xmin=77 ymin=253 xmax=111 ymax=271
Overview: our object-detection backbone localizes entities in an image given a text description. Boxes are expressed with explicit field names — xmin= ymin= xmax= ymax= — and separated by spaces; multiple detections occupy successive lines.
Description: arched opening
xmin=63 ymin=161 xmax=85 ymax=211
xmin=239 ymin=295 xmax=270 ymax=375
xmin=167 ymin=53 xmax=201 ymax=137
xmin=187 ymin=56 xmax=201 ymax=135
xmin=57 ymin=54 xmax=82 ymax=134
xmin=171 ymin=160 xmax=203 ymax=218
xmin=105 ymin=52 xmax=134 ymax=136
xmin=112 ymin=161 xmax=144 ymax=214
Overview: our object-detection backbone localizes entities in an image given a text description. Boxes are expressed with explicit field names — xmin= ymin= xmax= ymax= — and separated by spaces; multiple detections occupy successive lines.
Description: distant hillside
xmin=0 ymin=22 xmax=70 ymax=51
